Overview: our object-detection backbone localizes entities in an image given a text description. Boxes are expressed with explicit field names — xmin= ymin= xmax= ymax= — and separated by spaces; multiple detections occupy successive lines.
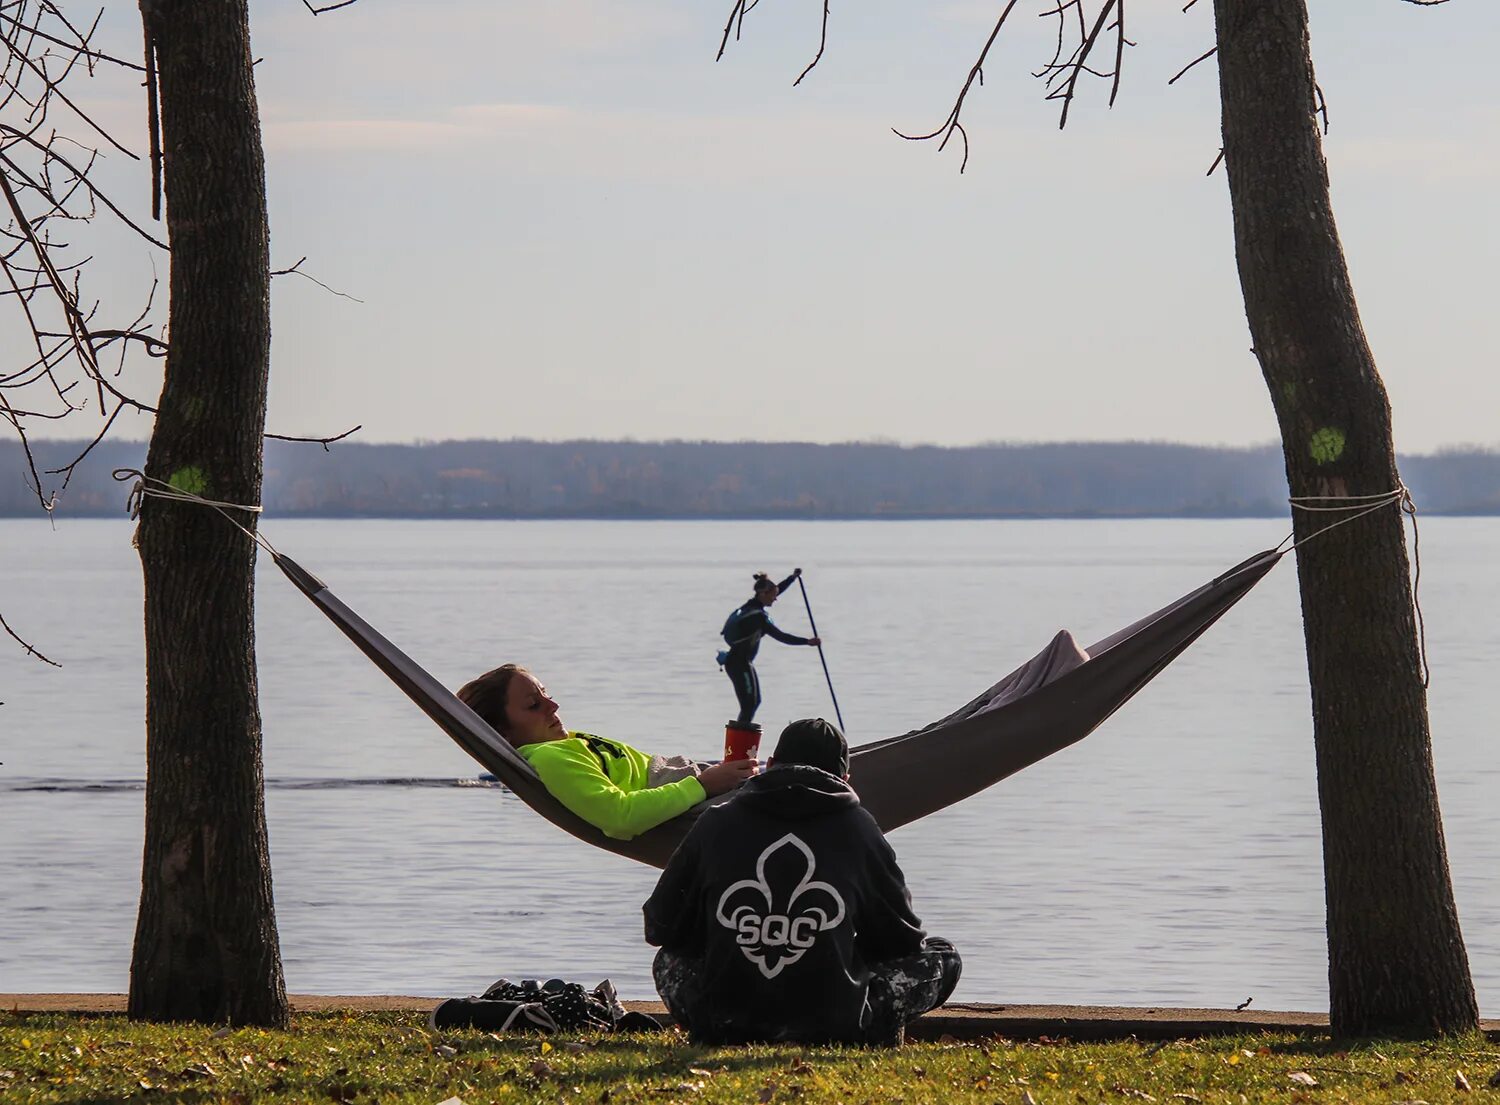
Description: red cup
xmin=724 ymin=721 xmax=762 ymax=762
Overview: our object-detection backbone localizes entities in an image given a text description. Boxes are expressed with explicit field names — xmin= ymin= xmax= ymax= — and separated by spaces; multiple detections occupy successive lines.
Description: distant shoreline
xmin=9 ymin=508 xmax=1500 ymax=521
xmin=7 ymin=438 xmax=1499 ymax=519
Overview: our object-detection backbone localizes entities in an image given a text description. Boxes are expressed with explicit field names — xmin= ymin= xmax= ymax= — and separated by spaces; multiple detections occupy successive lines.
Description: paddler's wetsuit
xmin=717 ymin=572 xmax=811 ymax=725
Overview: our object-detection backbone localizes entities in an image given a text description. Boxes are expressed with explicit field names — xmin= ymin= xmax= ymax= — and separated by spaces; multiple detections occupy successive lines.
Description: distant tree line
xmin=5 ymin=438 xmax=1500 ymax=519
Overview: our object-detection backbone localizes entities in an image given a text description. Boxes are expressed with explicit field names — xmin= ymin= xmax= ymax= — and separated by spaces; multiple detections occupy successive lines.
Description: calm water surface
xmin=1 ymin=517 xmax=1495 ymax=1011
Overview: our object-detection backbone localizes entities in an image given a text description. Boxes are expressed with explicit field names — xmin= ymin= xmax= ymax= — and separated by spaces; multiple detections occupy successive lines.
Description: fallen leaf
xmin=687 ymin=1067 xmax=715 ymax=1076
xmin=561 ymin=1042 xmax=588 ymax=1055
xmin=435 ymin=1045 xmax=458 ymax=1059
xmin=1172 ymin=1095 xmax=1202 ymax=1103
xmin=1288 ymin=1072 xmax=1318 ymax=1087
xmin=757 ymin=1087 xmax=774 ymax=1104
xmin=1022 ymin=1091 xmax=1038 ymax=1105
xmin=1455 ymin=1071 xmax=1471 ymax=1092
xmin=532 ymin=1060 xmax=554 ymax=1077
xmin=434 ymin=1098 xmax=466 ymax=1105
xmin=541 ymin=1041 xmax=554 ymax=1055
xmin=1395 ymin=1071 xmax=1414 ymax=1084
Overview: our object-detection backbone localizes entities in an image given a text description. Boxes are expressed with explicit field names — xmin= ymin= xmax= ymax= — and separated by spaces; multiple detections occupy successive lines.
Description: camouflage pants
xmin=654 ymin=936 xmax=961 ymax=1046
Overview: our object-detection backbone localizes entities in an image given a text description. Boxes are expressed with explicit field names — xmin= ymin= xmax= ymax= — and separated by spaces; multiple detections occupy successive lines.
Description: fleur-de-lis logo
xmin=715 ymin=833 xmax=847 ymax=979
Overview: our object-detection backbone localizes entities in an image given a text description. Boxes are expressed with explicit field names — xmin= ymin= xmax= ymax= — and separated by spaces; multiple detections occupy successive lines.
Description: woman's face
xmin=503 ymin=672 xmax=566 ymax=745
xmin=757 ymin=585 xmax=778 ymax=606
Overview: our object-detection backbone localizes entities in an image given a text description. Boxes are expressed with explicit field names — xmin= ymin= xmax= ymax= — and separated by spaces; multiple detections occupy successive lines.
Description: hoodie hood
xmin=736 ymin=763 xmax=859 ymax=820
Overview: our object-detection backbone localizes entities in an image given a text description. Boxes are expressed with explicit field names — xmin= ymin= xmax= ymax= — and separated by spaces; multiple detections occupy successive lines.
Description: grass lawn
xmin=3 ymin=1011 xmax=1498 ymax=1104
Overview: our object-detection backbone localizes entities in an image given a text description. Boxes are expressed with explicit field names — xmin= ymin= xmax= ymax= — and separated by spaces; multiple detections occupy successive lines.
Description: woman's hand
xmin=807 ymin=636 xmax=821 ymax=647
xmin=699 ymin=757 xmax=759 ymax=796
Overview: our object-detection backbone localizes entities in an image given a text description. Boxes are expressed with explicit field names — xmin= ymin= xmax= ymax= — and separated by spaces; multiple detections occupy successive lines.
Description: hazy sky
xmin=43 ymin=1 xmax=1500 ymax=451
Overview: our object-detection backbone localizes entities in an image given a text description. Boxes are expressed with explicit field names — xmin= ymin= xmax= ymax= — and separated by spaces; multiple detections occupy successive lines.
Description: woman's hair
xmin=456 ymin=663 xmax=529 ymax=738
xmin=752 ymin=572 xmax=775 ymax=593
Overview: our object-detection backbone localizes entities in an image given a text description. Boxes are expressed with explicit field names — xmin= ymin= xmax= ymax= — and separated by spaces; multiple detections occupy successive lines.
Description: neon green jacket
xmin=518 ymin=732 xmax=707 ymax=841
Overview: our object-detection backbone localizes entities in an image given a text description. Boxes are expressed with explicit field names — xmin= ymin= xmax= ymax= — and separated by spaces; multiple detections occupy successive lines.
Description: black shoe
xmin=428 ymin=997 xmax=559 ymax=1033
xmin=615 ymin=1010 xmax=666 ymax=1032
xmin=428 ymin=997 xmax=468 ymax=1031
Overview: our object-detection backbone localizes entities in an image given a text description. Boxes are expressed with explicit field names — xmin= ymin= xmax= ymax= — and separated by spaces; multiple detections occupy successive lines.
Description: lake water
xmin=1 ymin=517 xmax=1495 ymax=1012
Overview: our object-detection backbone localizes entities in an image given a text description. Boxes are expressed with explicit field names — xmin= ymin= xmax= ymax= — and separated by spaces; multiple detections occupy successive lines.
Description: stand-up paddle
xmin=796 ymin=574 xmax=845 ymax=733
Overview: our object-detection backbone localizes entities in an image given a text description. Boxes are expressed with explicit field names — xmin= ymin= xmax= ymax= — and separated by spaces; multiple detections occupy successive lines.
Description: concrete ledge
xmin=5 ymin=995 xmax=1495 ymax=1043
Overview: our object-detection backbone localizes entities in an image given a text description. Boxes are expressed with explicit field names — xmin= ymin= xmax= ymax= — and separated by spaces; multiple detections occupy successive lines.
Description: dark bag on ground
xmin=429 ymin=976 xmax=663 ymax=1034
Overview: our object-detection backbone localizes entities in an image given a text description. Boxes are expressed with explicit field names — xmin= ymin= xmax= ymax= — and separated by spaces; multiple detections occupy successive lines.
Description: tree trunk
xmin=128 ymin=0 xmax=287 ymax=1026
xmin=1212 ymin=0 xmax=1476 ymax=1036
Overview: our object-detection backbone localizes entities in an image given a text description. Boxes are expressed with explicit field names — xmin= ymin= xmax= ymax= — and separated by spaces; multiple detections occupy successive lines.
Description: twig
xmin=892 ymin=0 xmax=1025 ymax=173
xmin=793 ymin=0 xmax=829 ymax=86
xmin=265 ymin=424 xmax=362 ymax=450
xmin=0 ymin=130 xmax=170 ymax=247
xmin=1 ymin=609 xmax=61 ymax=666
xmin=270 ymin=256 xmax=363 ymax=301
xmin=301 ymin=0 xmax=362 ymax=12
xmin=0 ymin=9 xmax=144 ymax=70
xmin=1168 ymin=46 xmax=1216 ymax=86
xmin=716 ymin=0 xmax=828 ymax=85
xmin=1039 ymin=0 xmax=1123 ymax=130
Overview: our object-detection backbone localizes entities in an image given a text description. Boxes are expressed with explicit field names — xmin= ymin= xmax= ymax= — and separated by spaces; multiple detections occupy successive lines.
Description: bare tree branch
xmin=1 ymin=609 xmax=60 ymax=666
xmin=3 ymin=4 xmax=168 ymax=522
xmin=265 ymin=424 xmax=362 ymax=449
xmin=1036 ymin=0 xmax=1127 ymax=130
xmin=301 ymin=0 xmax=362 ymax=14
xmin=1168 ymin=45 xmax=1217 ymax=85
xmin=718 ymin=0 xmax=831 ymax=85
xmin=891 ymin=0 xmax=1024 ymax=173
xmin=271 ymin=255 xmax=364 ymax=301
xmin=794 ymin=0 xmax=829 ymax=87
xmin=0 ymin=9 xmax=142 ymax=70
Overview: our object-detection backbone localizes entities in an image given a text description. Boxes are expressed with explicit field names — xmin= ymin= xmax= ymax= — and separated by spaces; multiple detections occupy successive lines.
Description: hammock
xmin=274 ymin=548 xmax=1282 ymax=869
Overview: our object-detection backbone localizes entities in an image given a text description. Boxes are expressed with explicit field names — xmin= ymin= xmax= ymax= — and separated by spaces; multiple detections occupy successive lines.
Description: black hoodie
xmin=642 ymin=764 xmax=927 ymax=1043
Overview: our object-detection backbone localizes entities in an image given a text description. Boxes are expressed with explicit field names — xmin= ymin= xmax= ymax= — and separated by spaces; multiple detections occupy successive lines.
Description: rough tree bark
xmin=1212 ymin=0 xmax=1477 ymax=1036
xmin=127 ymin=0 xmax=287 ymax=1026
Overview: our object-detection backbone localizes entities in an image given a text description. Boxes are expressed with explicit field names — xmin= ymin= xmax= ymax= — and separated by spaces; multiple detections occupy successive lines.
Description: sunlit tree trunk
xmin=1212 ymin=0 xmax=1476 ymax=1036
xmin=128 ymin=0 xmax=286 ymax=1027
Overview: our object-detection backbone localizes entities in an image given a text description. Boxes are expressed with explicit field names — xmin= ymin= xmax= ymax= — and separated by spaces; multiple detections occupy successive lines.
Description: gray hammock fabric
xmin=275 ymin=548 xmax=1282 ymax=869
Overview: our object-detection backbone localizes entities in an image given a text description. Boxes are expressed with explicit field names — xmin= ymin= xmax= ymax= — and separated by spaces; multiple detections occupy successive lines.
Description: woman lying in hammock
xmin=457 ymin=664 xmax=758 ymax=841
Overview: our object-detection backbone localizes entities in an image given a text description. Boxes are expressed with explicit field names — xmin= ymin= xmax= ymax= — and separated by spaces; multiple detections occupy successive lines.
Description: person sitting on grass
xmin=642 ymin=717 xmax=962 ymax=1045
xmin=456 ymin=664 xmax=756 ymax=841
